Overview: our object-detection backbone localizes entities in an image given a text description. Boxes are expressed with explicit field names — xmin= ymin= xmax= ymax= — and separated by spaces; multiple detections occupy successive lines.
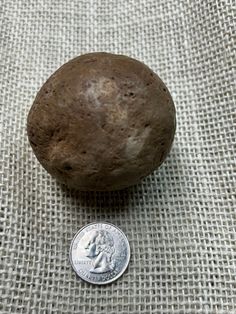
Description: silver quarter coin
xmin=69 ymin=222 xmax=130 ymax=285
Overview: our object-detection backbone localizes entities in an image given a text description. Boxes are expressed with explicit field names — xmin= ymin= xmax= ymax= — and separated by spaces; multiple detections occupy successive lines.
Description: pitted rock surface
xmin=27 ymin=53 xmax=176 ymax=190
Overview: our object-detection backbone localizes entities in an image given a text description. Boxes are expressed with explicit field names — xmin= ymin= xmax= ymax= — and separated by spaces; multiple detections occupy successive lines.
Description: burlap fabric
xmin=0 ymin=1 xmax=235 ymax=313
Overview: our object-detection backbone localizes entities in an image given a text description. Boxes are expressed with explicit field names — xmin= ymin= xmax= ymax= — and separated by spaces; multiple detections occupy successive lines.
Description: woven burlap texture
xmin=0 ymin=0 xmax=235 ymax=313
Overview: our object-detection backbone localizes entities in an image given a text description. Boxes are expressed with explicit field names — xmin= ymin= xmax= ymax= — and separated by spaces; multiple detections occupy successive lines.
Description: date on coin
xmin=69 ymin=222 xmax=130 ymax=285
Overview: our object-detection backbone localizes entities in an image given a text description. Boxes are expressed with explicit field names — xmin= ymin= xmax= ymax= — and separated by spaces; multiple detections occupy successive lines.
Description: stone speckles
xmin=27 ymin=52 xmax=176 ymax=191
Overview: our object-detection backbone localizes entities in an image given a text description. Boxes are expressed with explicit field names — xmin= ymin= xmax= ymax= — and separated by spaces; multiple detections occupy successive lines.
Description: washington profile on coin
xmin=69 ymin=222 xmax=130 ymax=284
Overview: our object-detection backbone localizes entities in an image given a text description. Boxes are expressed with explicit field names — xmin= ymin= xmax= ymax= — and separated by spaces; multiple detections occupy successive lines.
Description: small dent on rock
xmin=63 ymin=163 xmax=73 ymax=171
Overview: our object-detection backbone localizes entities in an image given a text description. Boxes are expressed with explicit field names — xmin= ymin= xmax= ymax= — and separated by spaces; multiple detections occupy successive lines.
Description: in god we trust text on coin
xmin=69 ymin=222 xmax=130 ymax=285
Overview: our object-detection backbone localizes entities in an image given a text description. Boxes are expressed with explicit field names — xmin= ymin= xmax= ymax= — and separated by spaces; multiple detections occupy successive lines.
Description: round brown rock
xmin=27 ymin=53 xmax=176 ymax=191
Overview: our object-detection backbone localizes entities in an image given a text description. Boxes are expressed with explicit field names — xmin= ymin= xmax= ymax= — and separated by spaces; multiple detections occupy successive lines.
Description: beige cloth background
xmin=0 ymin=0 xmax=235 ymax=313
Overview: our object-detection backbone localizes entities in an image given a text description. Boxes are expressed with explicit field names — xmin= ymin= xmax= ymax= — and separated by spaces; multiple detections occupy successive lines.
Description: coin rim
xmin=69 ymin=222 xmax=131 ymax=285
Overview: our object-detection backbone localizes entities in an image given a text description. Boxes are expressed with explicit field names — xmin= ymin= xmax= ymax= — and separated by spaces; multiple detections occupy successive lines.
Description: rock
xmin=27 ymin=52 xmax=176 ymax=190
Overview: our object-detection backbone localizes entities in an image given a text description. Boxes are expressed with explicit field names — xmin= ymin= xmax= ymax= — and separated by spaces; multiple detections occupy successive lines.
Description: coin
xmin=69 ymin=222 xmax=130 ymax=285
